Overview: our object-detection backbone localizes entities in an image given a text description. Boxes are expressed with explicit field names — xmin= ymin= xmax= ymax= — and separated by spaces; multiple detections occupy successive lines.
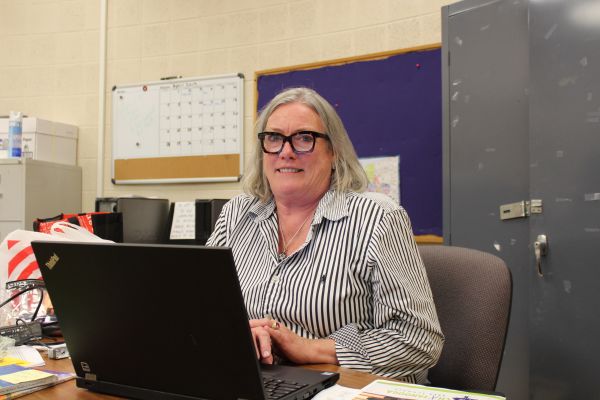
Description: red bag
xmin=33 ymin=212 xmax=123 ymax=242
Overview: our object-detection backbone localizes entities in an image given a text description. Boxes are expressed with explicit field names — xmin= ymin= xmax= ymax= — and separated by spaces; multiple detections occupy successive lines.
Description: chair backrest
xmin=418 ymin=245 xmax=512 ymax=392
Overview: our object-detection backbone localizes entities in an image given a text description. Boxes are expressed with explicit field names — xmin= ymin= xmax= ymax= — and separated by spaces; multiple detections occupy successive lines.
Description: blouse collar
xmin=249 ymin=190 xmax=349 ymax=224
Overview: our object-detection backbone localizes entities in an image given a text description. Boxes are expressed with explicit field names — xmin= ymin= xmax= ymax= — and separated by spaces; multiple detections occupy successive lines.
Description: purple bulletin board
xmin=256 ymin=47 xmax=442 ymax=237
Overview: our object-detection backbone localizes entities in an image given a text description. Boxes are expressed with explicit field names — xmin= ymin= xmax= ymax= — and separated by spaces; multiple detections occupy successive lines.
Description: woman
xmin=206 ymin=87 xmax=443 ymax=383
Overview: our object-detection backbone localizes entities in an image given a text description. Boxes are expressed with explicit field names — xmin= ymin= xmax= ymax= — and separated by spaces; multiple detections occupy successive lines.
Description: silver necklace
xmin=278 ymin=212 xmax=313 ymax=261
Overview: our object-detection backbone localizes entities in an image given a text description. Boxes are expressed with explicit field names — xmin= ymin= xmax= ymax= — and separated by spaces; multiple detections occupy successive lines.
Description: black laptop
xmin=31 ymin=242 xmax=339 ymax=400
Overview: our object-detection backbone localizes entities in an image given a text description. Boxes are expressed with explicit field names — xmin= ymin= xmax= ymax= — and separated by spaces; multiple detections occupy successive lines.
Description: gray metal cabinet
xmin=443 ymin=0 xmax=600 ymax=399
xmin=0 ymin=159 xmax=82 ymax=241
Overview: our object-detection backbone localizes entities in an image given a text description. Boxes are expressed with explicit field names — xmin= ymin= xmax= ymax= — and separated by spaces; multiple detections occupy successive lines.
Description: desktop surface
xmin=28 ymin=356 xmax=387 ymax=399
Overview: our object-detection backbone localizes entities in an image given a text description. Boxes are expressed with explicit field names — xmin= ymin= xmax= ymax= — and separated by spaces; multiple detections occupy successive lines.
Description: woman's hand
xmin=249 ymin=319 xmax=338 ymax=365
xmin=250 ymin=323 xmax=275 ymax=364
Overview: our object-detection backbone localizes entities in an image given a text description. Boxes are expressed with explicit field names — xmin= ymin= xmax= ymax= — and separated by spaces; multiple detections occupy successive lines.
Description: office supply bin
xmin=0 ymin=117 xmax=78 ymax=165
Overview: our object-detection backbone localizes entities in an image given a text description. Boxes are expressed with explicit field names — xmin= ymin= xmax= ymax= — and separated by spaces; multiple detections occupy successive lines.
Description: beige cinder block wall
xmin=0 ymin=0 xmax=454 ymax=211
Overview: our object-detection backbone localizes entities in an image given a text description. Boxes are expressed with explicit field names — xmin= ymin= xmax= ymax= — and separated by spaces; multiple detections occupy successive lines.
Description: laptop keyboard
xmin=263 ymin=377 xmax=308 ymax=400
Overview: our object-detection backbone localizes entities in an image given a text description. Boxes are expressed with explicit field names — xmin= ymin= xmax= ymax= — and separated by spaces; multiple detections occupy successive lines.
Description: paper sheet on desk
xmin=0 ymin=347 xmax=45 ymax=367
xmin=312 ymin=384 xmax=360 ymax=400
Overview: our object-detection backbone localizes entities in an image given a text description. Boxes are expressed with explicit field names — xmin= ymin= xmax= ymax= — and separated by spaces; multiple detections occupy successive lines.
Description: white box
xmin=0 ymin=117 xmax=78 ymax=165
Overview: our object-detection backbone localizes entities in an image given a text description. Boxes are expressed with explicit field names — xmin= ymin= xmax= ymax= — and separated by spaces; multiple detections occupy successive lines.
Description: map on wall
xmin=359 ymin=155 xmax=400 ymax=204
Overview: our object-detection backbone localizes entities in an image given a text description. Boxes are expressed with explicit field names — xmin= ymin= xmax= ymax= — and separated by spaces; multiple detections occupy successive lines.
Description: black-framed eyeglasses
xmin=257 ymin=131 xmax=330 ymax=154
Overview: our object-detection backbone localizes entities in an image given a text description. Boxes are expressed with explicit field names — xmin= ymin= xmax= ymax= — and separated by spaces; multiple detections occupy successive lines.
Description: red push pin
xmin=416 ymin=63 xmax=421 ymax=69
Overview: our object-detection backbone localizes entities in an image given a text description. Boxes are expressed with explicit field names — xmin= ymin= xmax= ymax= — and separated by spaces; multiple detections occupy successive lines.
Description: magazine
xmin=354 ymin=380 xmax=506 ymax=400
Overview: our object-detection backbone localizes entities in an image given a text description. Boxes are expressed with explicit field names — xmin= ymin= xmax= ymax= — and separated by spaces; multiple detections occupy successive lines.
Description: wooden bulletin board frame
xmin=255 ymin=45 xmax=443 ymax=243
xmin=111 ymin=74 xmax=244 ymax=184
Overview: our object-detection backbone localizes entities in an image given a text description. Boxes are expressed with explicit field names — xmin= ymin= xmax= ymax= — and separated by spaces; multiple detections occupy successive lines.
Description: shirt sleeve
xmin=205 ymin=201 xmax=232 ymax=247
xmin=328 ymin=207 xmax=444 ymax=381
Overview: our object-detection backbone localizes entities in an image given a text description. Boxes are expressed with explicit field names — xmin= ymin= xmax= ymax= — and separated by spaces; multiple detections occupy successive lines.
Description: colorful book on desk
xmin=0 ymin=369 xmax=75 ymax=399
xmin=0 ymin=365 xmax=57 ymax=395
xmin=354 ymin=379 xmax=506 ymax=400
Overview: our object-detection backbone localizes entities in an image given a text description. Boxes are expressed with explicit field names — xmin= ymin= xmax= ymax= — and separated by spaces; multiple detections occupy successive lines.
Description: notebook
xmin=31 ymin=241 xmax=339 ymax=400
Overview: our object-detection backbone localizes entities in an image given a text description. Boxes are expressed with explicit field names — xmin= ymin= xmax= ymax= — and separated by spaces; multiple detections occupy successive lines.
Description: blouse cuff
xmin=328 ymin=324 xmax=372 ymax=371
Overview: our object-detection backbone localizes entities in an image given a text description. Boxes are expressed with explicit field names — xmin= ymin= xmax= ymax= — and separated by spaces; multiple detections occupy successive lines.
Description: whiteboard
xmin=111 ymin=74 xmax=244 ymax=184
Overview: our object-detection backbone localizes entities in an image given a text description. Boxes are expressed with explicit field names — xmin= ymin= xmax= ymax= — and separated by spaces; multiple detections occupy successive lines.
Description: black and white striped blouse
xmin=206 ymin=190 xmax=444 ymax=383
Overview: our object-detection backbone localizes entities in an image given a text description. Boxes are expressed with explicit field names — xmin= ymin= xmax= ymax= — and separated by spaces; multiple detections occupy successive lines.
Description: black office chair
xmin=418 ymin=245 xmax=512 ymax=392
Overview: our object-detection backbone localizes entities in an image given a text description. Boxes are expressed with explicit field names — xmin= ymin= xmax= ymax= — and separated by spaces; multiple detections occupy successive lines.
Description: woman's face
xmin=262 ymin=102 xmax=334 ymax=204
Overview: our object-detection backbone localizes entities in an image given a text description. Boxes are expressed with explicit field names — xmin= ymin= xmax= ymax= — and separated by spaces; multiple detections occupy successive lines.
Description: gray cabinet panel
xmin=0 ymin=159 xmax=81 ymax=242
xmin=0 ymin=221 xmax=23 ymax=242
xmin=529 ymin=1 xmax=600 ymax=398
xmin=24 ymin=160 xmax=82 ymax=230
xmin=0 ymin=163 xmax=24 ymax=221
xmin=443 ymin=1 xmax=530 ymax=399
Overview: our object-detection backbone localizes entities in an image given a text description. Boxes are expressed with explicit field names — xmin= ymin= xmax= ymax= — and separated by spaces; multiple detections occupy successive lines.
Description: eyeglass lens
xmin=263 ymin=132 xmax=316 ymax=153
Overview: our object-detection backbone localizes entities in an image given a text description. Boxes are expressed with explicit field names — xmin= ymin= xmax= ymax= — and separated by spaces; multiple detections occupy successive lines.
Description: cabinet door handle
xmin=534 ymin=234 xmax=548 ymax=277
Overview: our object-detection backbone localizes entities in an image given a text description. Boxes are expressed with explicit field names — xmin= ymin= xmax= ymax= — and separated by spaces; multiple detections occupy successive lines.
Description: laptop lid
xmin=32 ymin=241 xmax=338 ymax=400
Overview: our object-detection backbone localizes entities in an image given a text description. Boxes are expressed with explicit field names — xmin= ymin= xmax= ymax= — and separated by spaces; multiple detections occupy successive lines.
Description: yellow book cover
xmin=0 ymin=365 xmax=57 ymax=395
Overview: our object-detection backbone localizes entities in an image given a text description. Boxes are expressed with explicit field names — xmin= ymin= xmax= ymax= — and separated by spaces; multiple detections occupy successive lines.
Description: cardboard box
xmin=0 ymin=117 xmax=78 ymax=165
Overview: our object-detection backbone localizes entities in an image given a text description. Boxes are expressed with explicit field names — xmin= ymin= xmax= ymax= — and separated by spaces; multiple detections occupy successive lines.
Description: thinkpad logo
xmin=45 ymin=253 xmax=59 ymax=270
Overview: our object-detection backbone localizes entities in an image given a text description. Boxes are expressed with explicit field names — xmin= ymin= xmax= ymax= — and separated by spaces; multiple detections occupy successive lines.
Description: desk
xmin=22 ymin=356 xmax=387 ymax=399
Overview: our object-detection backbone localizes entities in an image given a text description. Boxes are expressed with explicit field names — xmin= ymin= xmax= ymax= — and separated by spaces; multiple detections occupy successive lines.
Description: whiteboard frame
xmin=111 ymin=73 xmax=244 ymax=185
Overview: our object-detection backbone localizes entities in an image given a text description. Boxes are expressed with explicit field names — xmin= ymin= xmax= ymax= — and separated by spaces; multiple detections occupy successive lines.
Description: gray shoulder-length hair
xmin=242 ymin=87 xmax=368 ymax=202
